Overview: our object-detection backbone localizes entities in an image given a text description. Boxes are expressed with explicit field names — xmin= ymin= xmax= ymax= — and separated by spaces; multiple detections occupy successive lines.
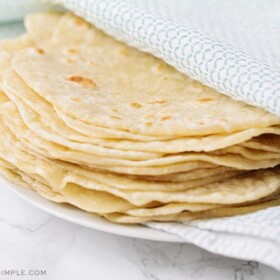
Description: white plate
xmin=0 ymin=176 xmax=184 ymax=243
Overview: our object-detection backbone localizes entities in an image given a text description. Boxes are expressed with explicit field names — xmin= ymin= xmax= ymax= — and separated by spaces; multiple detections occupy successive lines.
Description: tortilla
xmin=11 ymin=14 xmax=280 ymax=138
xmin=0 ymin=120 xmax=279 ymax=207
xmin=104 ymin=198 xmax=280 ymax=223
xmin=2 ymin=67 xmax=280 ymax=154
xmin=24 ymin=12 xmax=63 ymax=44
xmin=3 ymin=103 xmax=280 ymax=174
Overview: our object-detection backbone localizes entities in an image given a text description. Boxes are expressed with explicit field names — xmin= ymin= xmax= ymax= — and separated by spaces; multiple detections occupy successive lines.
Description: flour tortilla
xmin=0 ymin=161 xmax=225 ymax=217
xmin=140 ymin=167 xmax=237 ymax=182
xmin=2 ymin=102 xmax=280 ymax=173
xmin=56 ymin=108 xmax=280 ymax=146
xmin=0 ymin=12 xmax=280 ymax=224
xmin=17 ymin=170 xmax=66 ymax=203
xmin=2 ymin=156 xmax=280 ymax=223
xmin=63 ymin=168 xmax=280 ymax=206
xmin=104 ymin=198 xmax=280 ymax=223
xmin=21 ymin=172 xmax=135 ymax=213
xmin=0 ymin=155 xmax=224 ymax=217
xmin=0 ymin=35 xmax=32 ymax=53
xmin=0 ymin=144 xmax=135 ymax=213
xmin=0 ymin=119 xmax=279 ymax=207
xmin=0 ymin=42 xmax=177 ymax=143
xmin=11 ymin=14 xmax=280 ymax=138
xmin=1 ymin=105 xmax=280 ymax=219
xmin=212 ymin=146 xmax=279 ymax=160
xmin=2 ymin=75 xmax=280 ymax=165
xmin=4 ymin=14 xmax=174 ymax=143
xmin=0 ymin=80 xmax=239 ymax=182
xmin=0 ymin=116 xmax=242 ymax=193
xmin=24 ymin=12 xmax=63 ymax=44
xmin=0 ymin=12 xmax=62 ymax=54
xmin=0 ymin=158 xmax=220 ymax=218
xmin=124 ymin=203 xmax=220 ymax=217
xmin=123 ymin=193 xmax=280 ymax=217
xmin=0 ymin=161 xmax=32 ymax=190
xmin=2 ymin=68 xmax=280 ymax=155
xmin=23 ymin=112 xmax=280 ymax=155
xmin=1 ymin=93 xmax=162 ymax=161
xmin=1 ymin=68 xmax=167 ymax=146
xmin=241 ymin=134 xmax=280 ymax=153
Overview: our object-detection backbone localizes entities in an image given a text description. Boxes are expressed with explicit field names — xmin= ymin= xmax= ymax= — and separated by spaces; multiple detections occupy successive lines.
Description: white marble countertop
xmin=0 ymin=186 xmax=279 ymax=280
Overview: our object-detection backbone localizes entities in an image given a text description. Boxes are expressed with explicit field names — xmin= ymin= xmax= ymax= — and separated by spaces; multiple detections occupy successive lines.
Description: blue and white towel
xmin=1 ymin=0 xmax=280 ymax=270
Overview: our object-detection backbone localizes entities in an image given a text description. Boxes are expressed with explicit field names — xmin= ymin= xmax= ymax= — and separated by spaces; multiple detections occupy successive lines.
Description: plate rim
xmin=0 ymin=176 xmax=185 ymax=243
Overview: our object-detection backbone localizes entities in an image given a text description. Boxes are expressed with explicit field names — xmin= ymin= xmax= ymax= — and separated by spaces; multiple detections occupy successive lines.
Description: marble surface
xmin=0 ymin=186 xmax=279 ymax=280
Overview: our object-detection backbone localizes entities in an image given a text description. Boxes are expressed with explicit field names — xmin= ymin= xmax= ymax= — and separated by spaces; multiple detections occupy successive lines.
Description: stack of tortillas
xmin=0 ymin=12 xmax=280 ymax=223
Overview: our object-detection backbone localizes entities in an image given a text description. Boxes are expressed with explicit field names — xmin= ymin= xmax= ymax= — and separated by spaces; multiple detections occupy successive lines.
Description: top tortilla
xmin=10 ymin=13 xmax=280 ymax=137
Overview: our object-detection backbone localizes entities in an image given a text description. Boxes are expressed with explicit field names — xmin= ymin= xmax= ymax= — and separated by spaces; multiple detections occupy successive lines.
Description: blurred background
xmin=0 ymin=0 xmax=62 ymax=39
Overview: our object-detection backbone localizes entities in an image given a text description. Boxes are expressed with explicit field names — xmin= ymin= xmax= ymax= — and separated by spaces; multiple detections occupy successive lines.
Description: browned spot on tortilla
xmin=67 ymin=48 xmax=77 ymax=54
xmin=74 ymin=17 xmax=88 ymax=27
xmin=147 ymin=100 xmax=169 ymax=105
xmin=145 ymin=122 xmax=153 ymax=127
xmin=160 ymin=115 xmax=172 ymax=121
xmin=197 ymin=97 xmax=215 ymax=103
xmin=130 ymin=102 xmax=142 ymax=109
xmin=67 ymin=58 xmax=74 ymax=64
xmin=145 ymin=114 xmax=155 ymax=119
xmin=35 ymin=48 xmax=45 ymax=55
xmin=68 ymin=76 xmax=97 ymax=88
xmin=110 ymin=115 xmax=121 ymax=120
xmin=163 ymin=76 xmax=168 ymax=80
xmin=156 ymin=63 xmax=166 ymax=71
xmin=71 ymin=97 xmax=81 ymax=103
xmin=120 ymin=49 xmax=130 ymax=56
xmin=112 ymin=108 xmax=118 ymax=113
xmin=198 ymin=121 xmax=205 ymax=125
